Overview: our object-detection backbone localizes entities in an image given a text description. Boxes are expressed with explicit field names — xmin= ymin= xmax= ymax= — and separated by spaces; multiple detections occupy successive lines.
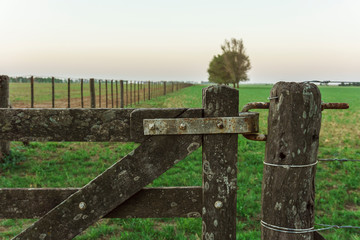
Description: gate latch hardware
xmin=143 ymin=112 xmax=259 ymax=135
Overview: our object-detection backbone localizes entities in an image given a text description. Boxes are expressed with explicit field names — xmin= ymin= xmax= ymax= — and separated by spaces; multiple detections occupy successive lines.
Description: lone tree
xmin=207 ymin=38 xmax=251 ymax=87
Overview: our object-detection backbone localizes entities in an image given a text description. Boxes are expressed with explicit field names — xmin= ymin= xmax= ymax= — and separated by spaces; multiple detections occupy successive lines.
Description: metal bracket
xmin=143 ymin=112 xmax=259 ymax=135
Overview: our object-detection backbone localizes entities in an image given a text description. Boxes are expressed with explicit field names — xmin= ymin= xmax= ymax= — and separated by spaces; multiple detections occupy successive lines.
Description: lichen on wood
xmin=261 ymin=82 xmax=322 ymax=240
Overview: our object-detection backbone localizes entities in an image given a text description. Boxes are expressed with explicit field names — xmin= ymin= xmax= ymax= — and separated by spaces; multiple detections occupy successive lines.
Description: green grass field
xmin=1 ymin=84 xmax=359 ymax=239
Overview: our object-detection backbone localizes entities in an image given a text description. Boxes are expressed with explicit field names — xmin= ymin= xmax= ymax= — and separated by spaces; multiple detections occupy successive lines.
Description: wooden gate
xmin=0 ymin=85 xmax=259 ymax=239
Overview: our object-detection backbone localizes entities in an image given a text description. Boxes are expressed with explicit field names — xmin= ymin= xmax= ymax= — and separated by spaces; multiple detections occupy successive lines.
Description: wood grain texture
xmin=0 ymin=108 xmax=200 ymax=142
xmin=0 ymin=75 xmax=10 ymax=161
xmin=261 ymin=82 xmax=322 ymax=240
xmin=0 ymin=187 xmax=202 ymax=219
xmin=13 ymin=109 xmax=202 ymax=240
xmin=0 ymin=108 xmax=133 ymax=142
xmin=202 ymin=85 xmax=239 ymax=240
xmin=90 ymin=78 xmax=96 ymax=108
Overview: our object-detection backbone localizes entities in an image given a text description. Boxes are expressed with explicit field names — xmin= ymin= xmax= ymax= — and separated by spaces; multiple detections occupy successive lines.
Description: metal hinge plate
xmin=143 ymin=112 xmax=259 ymax=135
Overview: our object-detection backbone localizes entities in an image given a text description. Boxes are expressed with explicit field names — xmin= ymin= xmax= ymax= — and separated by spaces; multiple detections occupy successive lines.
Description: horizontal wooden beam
xmin=0 ymin=108 xmax=133 ymax=142
xmin=0 ymin=187 xmax=202 ymax=219
xmin=0 ymin=108 xmax=201 ymax=142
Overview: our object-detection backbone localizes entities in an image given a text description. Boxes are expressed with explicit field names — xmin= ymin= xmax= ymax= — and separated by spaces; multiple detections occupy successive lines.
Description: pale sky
xmin=1 ymin=0 xmax=360 ymax=83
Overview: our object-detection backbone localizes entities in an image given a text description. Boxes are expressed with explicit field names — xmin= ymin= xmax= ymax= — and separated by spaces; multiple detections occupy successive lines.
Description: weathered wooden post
xmin=130 ymin=81 xmax=132 ymax=106
xmin=30 ymin=76 xmax=34 ymax=108
xmin=0 ymin=75 xmax=10 ymax=162
xmin=137 ymin=81 xmax=140 ymax=104
xmin=163 ymin=81 xmax=167 ymax=95
xmin=90 ymin=78 xmax=96 ymax=108
xmin=111 ymin=80 xmax=114 ymax=108
xmin=52 ymin=77 xmax=55 ymax=108
xmin=202 ymin=85 xmax=239 ymax=240
xmin=148 ymin=81 xmax=151 ymax=100
xmin=261 ymin=82 xmax=322 ymax=240
xmin=116 ymin=80 xmax=119 ymax=108
xmin=134 ymin=81 xmax=137 ymax=105
xmin=80 ymin=78 xmax=84 ymax=108
xmin=99 ymin=80 xmax=102 ymax=108
xmin=67 ymin=78 xmax=71 ymax=108
xmin=143 ymin=82 xmax=146 ymax=101
xmin=125 ymin=81 xmax=128 ymax=107
xmin=120 ymin=80 xmax=124 ymax=108
xmin=105 ymin=80 xmax=108 ymax=108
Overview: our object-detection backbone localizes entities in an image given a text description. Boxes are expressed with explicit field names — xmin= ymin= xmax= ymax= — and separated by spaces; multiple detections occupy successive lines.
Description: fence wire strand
xmin=318 ymin=158 xmax=360 ymax=162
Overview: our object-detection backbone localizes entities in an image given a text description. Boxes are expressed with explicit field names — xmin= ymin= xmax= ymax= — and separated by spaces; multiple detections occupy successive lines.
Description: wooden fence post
xmin=30 ymin=76 xmax=34 ymax=108
xmin=125 ymin=81 xmax=128 ymax=107
xmin=52 ymin=77 xmax=55 ymax=108
xmin=80 ymin=78 xmax=84 ymax=108
xmin=90 ymin=78 xmax=96 ymax=108
xmin=134 ymin=81 xmax=137 ymax=105
xmin=120 ymin=80 xmax=124 ymax=108
xmin=261 ymin=82 xmax=322 ymax=240
xmin=163 ymin=81 xmax=166 ymax=95
xmin=143 ymin=82 xmax=146 ymax=101
xmin=148 ymin=81 xmax=151 ymax=100
xmin=111 ymin=80 xmax=114 ymax=108
xmin=99 ymin=80 xmax=102 ymax=108
xmin=105 ymin=80 xmax=108 ymax=108
xmin=67 ymin=78 xmax=70 ymax=108
xmin=130 ymin=81 xmax=132 ymax=106
xmin=137 ymin=81 xmax=140 ymax=104
xmin=0 ymin=75 xmax=10 ymax=162
xmin=116 ymin=80 xmax=119 ymax=108
xmin=202 ymin=85 xmax=239 ymax=240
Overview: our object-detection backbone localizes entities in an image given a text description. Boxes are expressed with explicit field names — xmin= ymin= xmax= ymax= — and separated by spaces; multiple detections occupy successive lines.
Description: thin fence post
xmin=99 ymin=80 xmax=101 ymax=108
xmin=52 ymin=77 xmax=55 ymax=108
xmin=80 ymin=78 xmax=84 ymax=108
xmin=105 ymin=80 xmax=108 ymax=108
xmin=129 ymin=81 xmax=132 ymax=106
xmin=111 ymin=80 xmax=114 ymax=108
xmin=30 ymin=76 xmax=34 ymax=108
xmin=126 ymin=81 xmax=128 ymax=107
xmin=134 ymin=81 xmax=137 ymax=105
xmin=133 ymin=81 xmax=136 ymax=105
xmin=261 ymin=82 xmax=322 ymax=240
xmin=143 ymin=82 xmax=146 ymax=101
xmin=90 ymin=78 xmax=96 ymax=108
xmin=67 ymin=78 xmax=70 ymax=108
xmin=172 ymin=82 xmax=174 ymax=93
xmin=137 ymin=81 xmax=140 ymax=104
xmin=202 ymin=85 xmax=238 ymax=240
xmin=120 ymin=80 xmax=124 ymax=108
xmin=116 ymin=81 xmax=119 ymax=108
xmin=0 ymin=75 xmax=10 ymax=162
xmin=163 ymin=81 xmax=166 ymax=95
xmin=148 ymin=81 xmax=151 ymax=100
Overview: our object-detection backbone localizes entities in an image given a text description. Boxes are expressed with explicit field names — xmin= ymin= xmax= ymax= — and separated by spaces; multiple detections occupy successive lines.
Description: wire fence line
xmin=318 ymin=158 xmax=360 ymax=162
xmin=12 ymin=76 xmax=193 ymax=109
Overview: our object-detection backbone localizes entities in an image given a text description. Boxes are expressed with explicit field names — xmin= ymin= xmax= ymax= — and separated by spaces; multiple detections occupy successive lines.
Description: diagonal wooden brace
xmin=13 ymin=109 xmax=202 ymax=240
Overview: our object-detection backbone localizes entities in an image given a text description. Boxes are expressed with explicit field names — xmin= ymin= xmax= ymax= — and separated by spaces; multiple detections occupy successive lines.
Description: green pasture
xmin=1 ymin=84 xmax=359 ymax=239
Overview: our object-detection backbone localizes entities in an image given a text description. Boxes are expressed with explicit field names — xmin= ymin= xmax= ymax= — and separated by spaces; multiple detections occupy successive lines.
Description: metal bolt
xmin=214 ymin=201 xmax=223 ymax=209
xmin=179 ymin=123 xmax=187 ymax=130
xmin=79 ymin=202 xmax=87 ymax=210
xmin=216 ymin=121 xmax=224 ymax=129
xmin=149 ymin=123 xmax=155 ymax=130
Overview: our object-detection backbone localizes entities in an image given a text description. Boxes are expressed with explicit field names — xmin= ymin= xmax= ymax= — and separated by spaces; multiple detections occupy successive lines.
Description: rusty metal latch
xmin=240 ymin=101 xmax=349 ymax=142
xmin=143 ymin=112 xmax=259 ymax=135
